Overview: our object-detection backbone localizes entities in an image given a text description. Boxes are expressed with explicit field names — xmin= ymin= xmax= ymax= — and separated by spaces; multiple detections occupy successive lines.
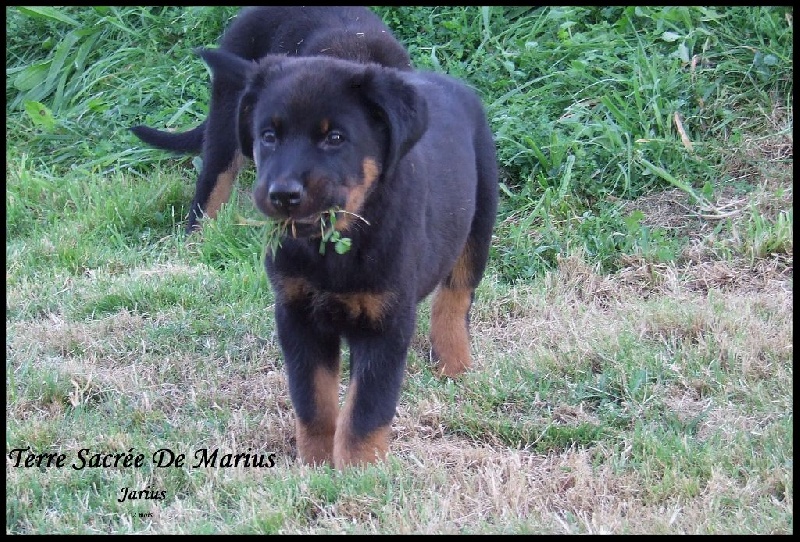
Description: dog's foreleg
xmin=333 ymin=318 xmax=412 ymax=468
xmin=276 ymin=304 xmax=341 ymax=466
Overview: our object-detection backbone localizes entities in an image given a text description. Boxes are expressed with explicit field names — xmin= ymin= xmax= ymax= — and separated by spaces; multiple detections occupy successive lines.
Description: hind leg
xmin=430 ymin=287 xmax=473 ymax=377
xmin=430 ymin=243 xmax=479 ymax=377
xmin=431 ymin=194 xmax=496 ymax=377
xmin=187 ymin=78 xmax=245 ymax=232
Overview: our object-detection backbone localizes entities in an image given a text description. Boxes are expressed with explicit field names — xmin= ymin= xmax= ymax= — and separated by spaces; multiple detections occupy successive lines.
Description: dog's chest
xmin=274 ymin=274 xmax=395 ymax=329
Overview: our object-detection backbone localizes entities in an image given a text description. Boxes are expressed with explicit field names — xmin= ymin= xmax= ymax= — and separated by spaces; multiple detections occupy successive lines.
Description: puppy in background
xmin=131 ymin=7 xmax=412 ymax=232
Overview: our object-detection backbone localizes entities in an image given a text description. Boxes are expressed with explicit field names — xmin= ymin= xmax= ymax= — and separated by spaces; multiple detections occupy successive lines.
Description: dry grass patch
xmin=7 ymin=231 xmax=792 ymax=533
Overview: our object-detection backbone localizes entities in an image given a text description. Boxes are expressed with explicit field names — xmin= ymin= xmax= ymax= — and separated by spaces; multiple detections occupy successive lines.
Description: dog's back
xmin=223 ymin=7 xmax=411 ymax=69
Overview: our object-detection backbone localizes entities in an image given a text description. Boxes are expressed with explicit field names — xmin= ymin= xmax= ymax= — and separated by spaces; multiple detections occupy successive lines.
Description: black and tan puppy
xmin=131 ymin=6 xmax=412 ymax=232
xmin=198 ymin=48 xmax=498 ymax=468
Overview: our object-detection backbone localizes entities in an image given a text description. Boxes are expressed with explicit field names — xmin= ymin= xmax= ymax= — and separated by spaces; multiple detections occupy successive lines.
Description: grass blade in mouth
xmin=238 ymin=208 xmax=370 ymax=257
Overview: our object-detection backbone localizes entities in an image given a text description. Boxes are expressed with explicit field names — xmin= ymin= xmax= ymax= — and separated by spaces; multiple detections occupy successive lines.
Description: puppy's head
xmin=198 ymin=48 xmax=428 ymax=238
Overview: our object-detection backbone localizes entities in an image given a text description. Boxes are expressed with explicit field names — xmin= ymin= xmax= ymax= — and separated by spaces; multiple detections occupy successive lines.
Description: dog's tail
xmin=130 ymin=121 xmax=205 ymax=154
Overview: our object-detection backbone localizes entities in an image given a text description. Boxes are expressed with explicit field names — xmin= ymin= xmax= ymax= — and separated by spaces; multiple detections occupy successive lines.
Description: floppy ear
xmin=235 ymin=55 xmax=289 ymax=160
xmin=361 ymin=67 xmax=428 ymax=176
xmin=236 ymin=88 xmax=258 ymax=160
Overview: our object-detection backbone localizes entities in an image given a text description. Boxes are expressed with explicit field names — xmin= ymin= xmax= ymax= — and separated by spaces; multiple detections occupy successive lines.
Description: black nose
xmin=268 ymin=179 xmax=304 ymax=210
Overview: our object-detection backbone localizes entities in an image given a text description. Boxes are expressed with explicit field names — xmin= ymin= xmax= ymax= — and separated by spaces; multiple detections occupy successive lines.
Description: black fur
xmin=130 ymin=7 xmax=412 ymax=232
xmin=200 ymin=49 xmax=499 ymax=468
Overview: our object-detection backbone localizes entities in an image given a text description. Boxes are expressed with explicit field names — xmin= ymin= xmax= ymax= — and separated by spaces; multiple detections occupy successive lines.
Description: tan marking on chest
xmin=328 ymin=291 xmax=394 ymax=322
xmin=276 ymin=276 xmax=394 ymax=323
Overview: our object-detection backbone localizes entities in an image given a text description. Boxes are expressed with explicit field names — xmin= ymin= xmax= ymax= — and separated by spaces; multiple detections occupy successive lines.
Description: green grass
xmin=6 ymin=6 xmax=793 ymax=535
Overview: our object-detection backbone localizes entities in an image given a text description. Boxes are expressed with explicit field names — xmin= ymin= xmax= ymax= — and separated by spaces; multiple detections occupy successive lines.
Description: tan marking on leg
xmin=205 ymin=150 xmax=245 ymax=219
xmin=430 ymin=286 xmax=473 ymax=377
xmin=336 ymin=157 xmax=381 ymax=232
xmin=296 ymin=365 xmax=340 ymax=466
xmin=448 ymin=242 xmax=474 ymax=290
xmin=331 ymin=291 xmax=395 ymax=324
xmin=333 ymin=381 xmax=390 ymax=469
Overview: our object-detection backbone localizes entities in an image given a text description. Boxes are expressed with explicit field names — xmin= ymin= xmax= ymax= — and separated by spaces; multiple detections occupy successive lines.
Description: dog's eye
xmin=260 ymin=129 xmax=277 ymax=147
xmin=323 ymin=130 xmax=345 ymax=148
